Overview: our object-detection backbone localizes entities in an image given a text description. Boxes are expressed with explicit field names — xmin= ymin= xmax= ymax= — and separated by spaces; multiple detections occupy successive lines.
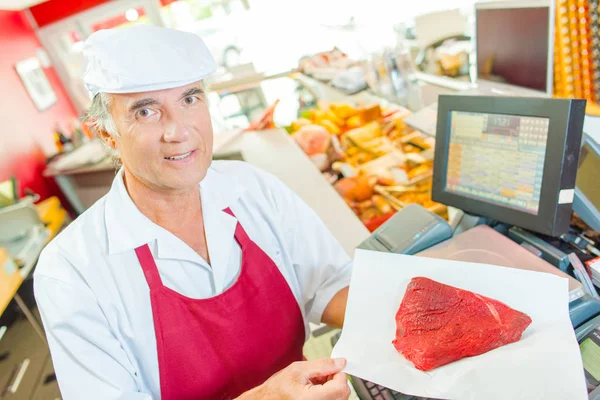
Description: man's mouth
xmin=164 ymin=150 xmax=194 ymax=161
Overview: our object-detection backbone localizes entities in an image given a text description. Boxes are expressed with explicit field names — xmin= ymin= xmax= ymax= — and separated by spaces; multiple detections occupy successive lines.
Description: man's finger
xmin=308 ymin=372 xmax=351 ymax=400
xmin=310 ymin=375 xmax=328 ymax=385
xmin=329 ymin=372 xmax=348 ymax=385
xmin=294 ymin=358 xmax=346 ymax=380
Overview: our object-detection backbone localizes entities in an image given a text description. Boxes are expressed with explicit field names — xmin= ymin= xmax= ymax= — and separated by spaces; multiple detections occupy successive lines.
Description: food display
xmin=298 ymin=48 xmax=354 ymax=81
xmin=287 ymin=100 xmax=447 ymax=231
xmin=392 ymin=277 xmax=532 ymax=371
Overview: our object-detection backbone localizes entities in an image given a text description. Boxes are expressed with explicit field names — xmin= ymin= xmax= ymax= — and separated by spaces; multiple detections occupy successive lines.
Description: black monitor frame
xmin=432 ymin=95 xmax=586 ymax=237
xmin=574 ymin=134 xmax=600 ymax=232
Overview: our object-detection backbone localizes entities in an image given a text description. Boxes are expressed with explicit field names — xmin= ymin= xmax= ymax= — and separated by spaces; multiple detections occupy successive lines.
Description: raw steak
xmin=392 ymin=277 xmax=532 ymax=371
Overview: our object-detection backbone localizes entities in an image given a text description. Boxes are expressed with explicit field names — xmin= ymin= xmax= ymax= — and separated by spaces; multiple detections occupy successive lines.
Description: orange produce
xmin=333 ymin=176 xmax=375 ymax=202
xmin=292 ymin=125 xmax=331 ymax=156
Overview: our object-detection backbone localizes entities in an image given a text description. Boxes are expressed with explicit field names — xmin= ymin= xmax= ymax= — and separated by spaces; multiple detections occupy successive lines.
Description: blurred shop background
xmin=1 ymin=0 xmax=600 ymax=398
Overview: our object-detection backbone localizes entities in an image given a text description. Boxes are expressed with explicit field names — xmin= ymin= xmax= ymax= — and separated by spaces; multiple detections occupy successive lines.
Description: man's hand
xmin=240 ymin=358 xmax=351 ymax=400
xmin=321 ymin=287 xmax=349 ymax=329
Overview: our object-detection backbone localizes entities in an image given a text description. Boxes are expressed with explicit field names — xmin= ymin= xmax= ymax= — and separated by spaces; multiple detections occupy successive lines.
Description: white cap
xmin=83 ymin=24 xmax=216 ymax=99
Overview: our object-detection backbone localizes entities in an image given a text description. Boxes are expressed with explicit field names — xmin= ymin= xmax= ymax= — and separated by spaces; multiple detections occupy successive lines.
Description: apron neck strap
xmin=135 ymin=244 xmax=163 ymax=288
xmin=223 ymin=207 xmax=251 ymax=248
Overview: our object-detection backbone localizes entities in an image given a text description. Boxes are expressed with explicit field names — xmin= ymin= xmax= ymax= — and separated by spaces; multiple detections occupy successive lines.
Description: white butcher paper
xmin=331 ymin=249 xmax=587 ymax=400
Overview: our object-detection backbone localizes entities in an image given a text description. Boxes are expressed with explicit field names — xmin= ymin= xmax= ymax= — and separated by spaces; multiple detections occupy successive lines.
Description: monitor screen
xmin=445 ymin=111 xmax=549 ymax=215
xmin=577 ymin=143 xmax=600 ymax=211
xmin=476 ymin=5 xmax=550 ymax=92
xmin=433 ymin=95 xmax=586 ymax=237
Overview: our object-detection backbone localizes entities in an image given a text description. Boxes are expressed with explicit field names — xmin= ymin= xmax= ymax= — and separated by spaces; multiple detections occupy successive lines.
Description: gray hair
xmin=85 ymin=92 xmax=119 ymax=137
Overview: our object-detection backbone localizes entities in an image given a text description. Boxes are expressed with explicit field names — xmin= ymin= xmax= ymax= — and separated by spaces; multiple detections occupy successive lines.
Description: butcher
xmin=34 ymin=25 xmax=352 ymax=400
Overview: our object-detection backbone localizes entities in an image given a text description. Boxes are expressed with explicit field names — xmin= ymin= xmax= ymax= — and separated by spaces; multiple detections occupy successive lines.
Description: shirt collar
xmin=104 ymin=163 xmax=246 ymax=255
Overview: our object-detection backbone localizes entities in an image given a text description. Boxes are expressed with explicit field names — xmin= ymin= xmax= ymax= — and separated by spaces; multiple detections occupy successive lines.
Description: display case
xmin=208 ymin=71 xmax=454 ymax=232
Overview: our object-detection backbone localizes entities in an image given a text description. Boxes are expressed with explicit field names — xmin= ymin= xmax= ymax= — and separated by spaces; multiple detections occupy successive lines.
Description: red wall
xmin=0 ymin=10 xmax=78 ymax=200
xmin=29 ymin=0 xmax=109 ymax=28
xmin=30 ymin=0 xmax=178 ymax=28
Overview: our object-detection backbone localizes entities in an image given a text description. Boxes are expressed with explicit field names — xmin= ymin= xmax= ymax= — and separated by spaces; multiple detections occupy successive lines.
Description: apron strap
xmin=223 ymin=207 xmax=251 ymax=248
xmin=135 ymin=244 xmax=163 ymax=288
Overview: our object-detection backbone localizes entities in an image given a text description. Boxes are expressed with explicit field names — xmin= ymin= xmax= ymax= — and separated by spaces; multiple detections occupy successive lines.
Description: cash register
xmin=344 ymin=94 xmax=600 ymax=399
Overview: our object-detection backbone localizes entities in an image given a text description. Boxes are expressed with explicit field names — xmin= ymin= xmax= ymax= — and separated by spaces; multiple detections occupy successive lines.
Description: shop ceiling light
xmin=125 ymin=8 xmax=139 ymax=22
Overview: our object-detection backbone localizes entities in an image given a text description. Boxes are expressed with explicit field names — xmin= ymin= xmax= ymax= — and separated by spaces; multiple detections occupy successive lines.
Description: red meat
xmin=392 ymin=277 xmax=532 ymax=371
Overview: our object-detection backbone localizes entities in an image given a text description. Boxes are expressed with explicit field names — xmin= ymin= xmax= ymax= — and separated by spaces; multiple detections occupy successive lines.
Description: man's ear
xmin=98 ymin=129 xmax=117 ymax=149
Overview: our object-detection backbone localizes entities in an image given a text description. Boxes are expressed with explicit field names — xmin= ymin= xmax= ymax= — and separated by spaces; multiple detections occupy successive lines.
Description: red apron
xmin=135 ymin=208 xmax=305 ymax=400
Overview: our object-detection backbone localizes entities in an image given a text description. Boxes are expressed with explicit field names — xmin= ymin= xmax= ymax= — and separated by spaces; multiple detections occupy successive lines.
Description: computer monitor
xmin=475 ymin=0 xmax=554 ymax=95
xmin=432 ymin=95 xmax=586 ymax=237
xmin=573 ymin=135 xmax=600 ymax=232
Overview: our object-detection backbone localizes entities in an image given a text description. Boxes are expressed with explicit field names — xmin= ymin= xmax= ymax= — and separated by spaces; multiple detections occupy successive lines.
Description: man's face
xmin=108 ymin=81 xmax=213 ymax=192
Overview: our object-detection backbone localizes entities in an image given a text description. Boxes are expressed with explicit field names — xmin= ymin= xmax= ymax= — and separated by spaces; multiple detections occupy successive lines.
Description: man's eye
xmin=136 ymin=108 xmax=155 ymax=118
xmin=184 ymin=96 xmax=198 ymax=105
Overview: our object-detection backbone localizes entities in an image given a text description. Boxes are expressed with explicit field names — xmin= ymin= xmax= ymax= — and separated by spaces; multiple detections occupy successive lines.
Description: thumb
xmin=295 ymin=358 xmax=347 ymax=380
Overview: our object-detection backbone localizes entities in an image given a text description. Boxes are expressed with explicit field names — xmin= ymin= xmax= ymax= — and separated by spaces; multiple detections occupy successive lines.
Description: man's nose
xmin=163 ymin=116 xmax=191 ymax=142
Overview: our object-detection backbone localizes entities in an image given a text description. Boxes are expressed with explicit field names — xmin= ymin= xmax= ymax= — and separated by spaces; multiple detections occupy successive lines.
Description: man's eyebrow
xmin=181 ymin=86 xmax=204 ymax=98
xmin=129 ymin=98 xmax=159 ymax=113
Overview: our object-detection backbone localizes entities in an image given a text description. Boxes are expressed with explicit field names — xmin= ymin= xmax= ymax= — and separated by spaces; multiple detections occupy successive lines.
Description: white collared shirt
xmin=34 ymin=160 xmax=352 ymax=400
